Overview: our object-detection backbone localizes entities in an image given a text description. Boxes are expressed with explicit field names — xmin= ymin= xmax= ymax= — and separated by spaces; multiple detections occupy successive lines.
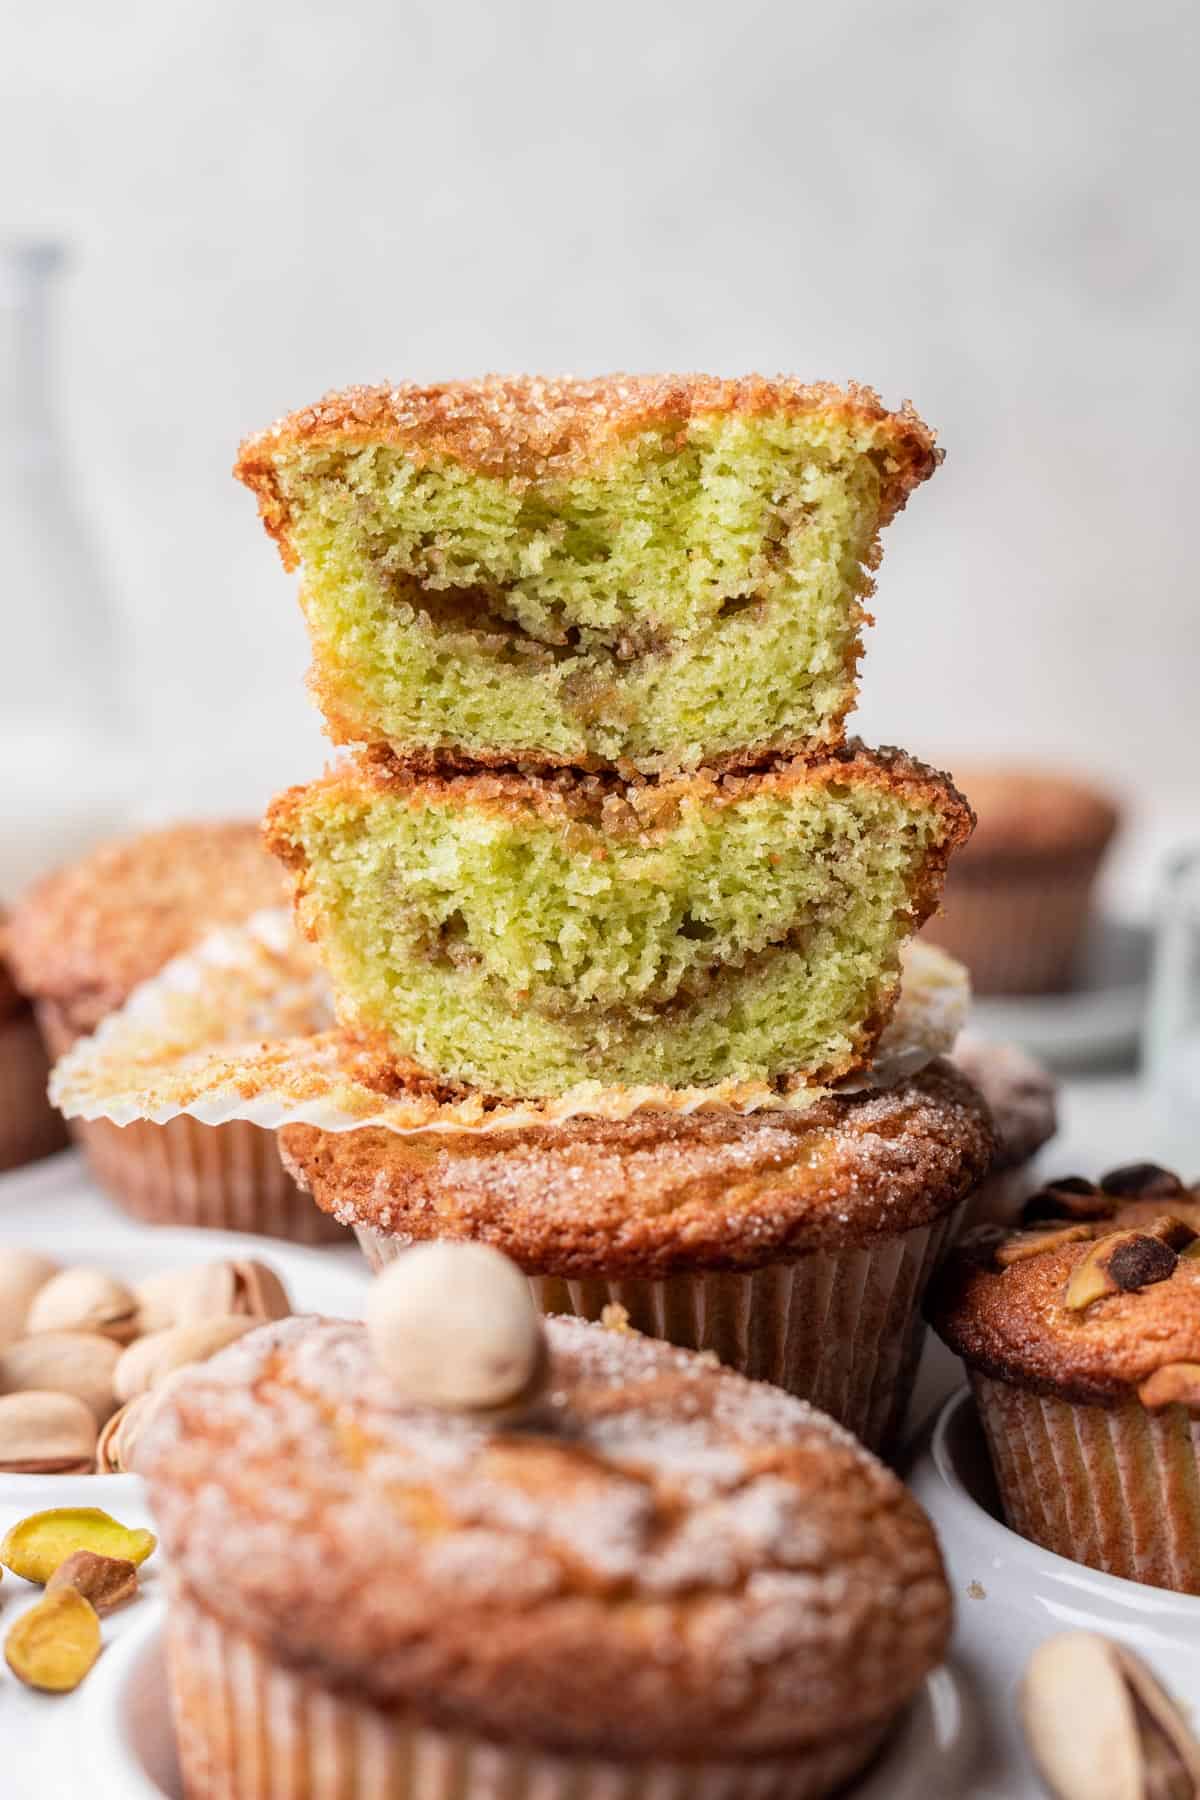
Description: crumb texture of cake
xmin=137 ymin=1312 xmax=950 ymax=1760
xmin=237 ymin=374 xmax=940 ymax=771
xmin=265 ymin=744 xmax=971 ymax=1098
xmin=280 ymin=1059 xmax=994 ymax=1273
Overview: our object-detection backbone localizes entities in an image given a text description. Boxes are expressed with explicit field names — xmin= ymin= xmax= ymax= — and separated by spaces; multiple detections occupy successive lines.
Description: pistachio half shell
xmin=113 ymin=1315 xmax=258 ymax=1403
xmin=26 ymin=1268 xmax=140 ymax=1344
xmin=1021 ymin=1631 xmax=1200 ymax=1799
xmin=0 ymin=1391 xmax=97 ymax=1474
xmin=0 ymin=1332 xmax=120 ymax=1424
xmin=134 ymin=1259 xmax=291 ymax=1335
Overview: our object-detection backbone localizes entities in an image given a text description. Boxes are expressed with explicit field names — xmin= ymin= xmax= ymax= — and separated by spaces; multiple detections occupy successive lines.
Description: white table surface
xmin=0 ymin=1070 xmax=1173 ymax=1799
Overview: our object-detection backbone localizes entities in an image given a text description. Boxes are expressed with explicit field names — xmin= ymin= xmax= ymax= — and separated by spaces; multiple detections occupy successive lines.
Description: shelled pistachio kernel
xmin=366 ymin=1242 xmax=547 ymax=1412
xmin=1064 ymin=1218 xmax=1196 ymax=1313
xmin=4 ymin=1588 xmax=101 ymax=1692
xmin=0 ymin=1391 xmax=97 ymax=1474
xmin=995 ymin=1224 xmax=1095 ymax=1267
xmin=26 ymin=1268 xmax=139 ymax=1343
xmin=0 ymin=1507 xmax=156 ymax=1585
xmin=1021 ymin=1631 xmax=1200 ymax=1799
xmin=46 ymin=1550 xmax=138 ymax=1615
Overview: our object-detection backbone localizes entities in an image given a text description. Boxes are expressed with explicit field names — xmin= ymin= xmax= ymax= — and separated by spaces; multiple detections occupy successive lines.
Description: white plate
xmin=908 ymin=1387 xmax=1200 ymax=1798
xmin=84 ymin=1610 xmax=973 ymax=1800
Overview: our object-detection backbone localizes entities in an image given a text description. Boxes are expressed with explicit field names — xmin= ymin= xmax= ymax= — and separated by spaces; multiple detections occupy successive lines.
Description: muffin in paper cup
xmin=951 ymin=1034 xmax=1058 ymax=1228
xmin=928 ymin=1161 xmax=1200 ymax=1592
xmin=6 ymin=823 xmax=345 ymax=1242
xmin=282 ymin=1059 xmax=994 ymax=1456
xmin=920 ymin=766 xmax=1119 ymax=995
xmin=137 ymin=1307 xmax=953 ymax=1799
xmin=0 ymin=975 xmax=67 ymax=1173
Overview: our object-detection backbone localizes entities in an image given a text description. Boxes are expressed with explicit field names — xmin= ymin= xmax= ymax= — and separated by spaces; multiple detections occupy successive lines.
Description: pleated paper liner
xmin=972 ymin=1373 xmax=1200 ymax=1593
xmin=167 ymin=1591 xmax=888 ymax=1800
xmin=50 ymin=909 xmax=970 ymax=1139
xmin=0 ymin=1007 xmax=68 ymax=1171
xmin=38 ymin=922 xmax=345 ymax=1244
xmin=923 ymin=846 xmax=1109 ymax=996
xmin=357 ymin=1207 xmax=962 ymax=1458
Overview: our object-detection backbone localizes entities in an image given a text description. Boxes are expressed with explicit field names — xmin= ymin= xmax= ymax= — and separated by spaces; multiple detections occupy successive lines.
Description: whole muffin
xmin=281 ymin=1059 xmax=994 ymax=1454
xmin=928 ymin=1162 xmax=1200 ymax=1592
xmin=951 ymin=1035 xmax=1058 ymax=1226
xmin=4 ymin=822 xmax=341 ymax=1242
xmin=0 ymin=919 xmax=68 ymax=1172
xmin=921 ymin=765 xmax=1119 ymax=994
xmin=138 ymin=1301 xmax=952 ymax=1800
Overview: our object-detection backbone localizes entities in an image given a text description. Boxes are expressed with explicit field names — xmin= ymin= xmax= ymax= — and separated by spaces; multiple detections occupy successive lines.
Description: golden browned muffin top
xmin=236 ymin=373 xmax=940 ymax=568
xmin=948 ymin=765 xmax=1120 ymax=861
xmin=927 ymin=1164 xmax=1200 ymax=1405
xmin=5 ymin=823 xmax=287 ymax=1034
xmin=280 ymin=1061 xmax=994 ymax=1275
xmin=137 ymin=1313 xmax=950 ymax=1757
xmin=951 ymin=1035 xmax=1058 ymax=1171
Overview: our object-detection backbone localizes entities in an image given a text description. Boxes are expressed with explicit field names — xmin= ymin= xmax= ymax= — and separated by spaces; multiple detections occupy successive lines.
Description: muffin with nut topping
xmin=138 ymin=1244 xmax=953 ymax=1800
xmin=0 ymin=917 xmax=67 ymax=1172
xmin=927 ymin=1161 xmax=1200 ymax=1592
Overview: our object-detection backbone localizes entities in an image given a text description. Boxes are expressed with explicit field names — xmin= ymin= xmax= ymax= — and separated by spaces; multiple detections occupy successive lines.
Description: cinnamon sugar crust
xmin=236 ymin=374 xmax=940 ymax=571
xmin=137 ymin=1313 xmax=950 ymax=1758
xmin=5 ymin=823 xmax=288 ymax=1036
xmin=280 ymin=1060 xmax=994 ymax=1273
xmin=928 ymin=1180 xmax=1200 ymax=1405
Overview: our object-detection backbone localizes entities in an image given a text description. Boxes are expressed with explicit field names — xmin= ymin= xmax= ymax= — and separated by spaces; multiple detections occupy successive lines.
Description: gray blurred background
xmin=3 ymin=0 xmax=1197 ymax=908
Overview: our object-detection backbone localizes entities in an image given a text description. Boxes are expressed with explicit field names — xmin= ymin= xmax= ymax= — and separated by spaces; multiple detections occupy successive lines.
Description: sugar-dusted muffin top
xmin=928 ymin=1163 xmax=1200 ymax=1405
xmin=5 ymin=822 xmax=287 ymax=1034
xmin=952 ymin=1035 xmax=1057 ymax=1171
xmin=281 ymin=1060 xmax=994 ymax=1274
xmin=138 ymin=1313 xmax=951 ymax=1759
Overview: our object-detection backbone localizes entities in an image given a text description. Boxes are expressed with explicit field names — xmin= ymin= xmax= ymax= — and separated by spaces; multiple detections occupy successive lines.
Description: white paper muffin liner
xmin=166 ymin=1592 xmax=887 ymax=1800
xmin=972 ymin=1374 xmax=1200 ymax=1593
xmin=358 ymin=1207 xmax=963 ymax=1455
xmin=50 ymin=910 xmax=969 ymax=1137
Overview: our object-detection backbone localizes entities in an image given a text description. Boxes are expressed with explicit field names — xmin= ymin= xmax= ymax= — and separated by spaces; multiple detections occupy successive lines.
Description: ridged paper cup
xmin=0 ymin=1009 xmax=68 ymax=1171
xmin=972 ymin=1373 xmax=1200 ymax=1593
xmin=166 ymin=1590 xmax=887 ymax=1800
xmin=39 ymin=1001 xmax=343 ymax=1245
xmin=357 ymin=1205 xmax=964 ymax=1457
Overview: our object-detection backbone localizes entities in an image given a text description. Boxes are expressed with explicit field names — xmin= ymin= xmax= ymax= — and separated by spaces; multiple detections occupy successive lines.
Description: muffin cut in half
xmin=266 ymin=744 xmax=973 ymax=1099
xmin=281 ymin=1059 xmax=995 ymax=1453
xmin=237 ymin=375 xmax=940 ymax=773
xmin=928 ymin=1163 xmax=1200 ymax=1592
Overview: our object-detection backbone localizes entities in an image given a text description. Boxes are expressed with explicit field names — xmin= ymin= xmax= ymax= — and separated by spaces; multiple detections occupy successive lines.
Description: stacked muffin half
xmin=242 ymin=374 xmax=991 ymax=1450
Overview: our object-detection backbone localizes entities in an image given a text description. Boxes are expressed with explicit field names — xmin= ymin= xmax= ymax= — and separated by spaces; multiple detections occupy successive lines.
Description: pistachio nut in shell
xmin=5 ymin=1587 xmax=102 ymax=1692
xmin=0 ymin=1331 xmax=120 ymax=1423
xmin=0 ymin=1249 xmax=59 ymax=1350
xmin=0 ymin=1506 xmax=156 ymax=1584
xmin=135 ymin=1260 xmax=291 ymax=1334
xmin=0 ymin=1390 xmax=97 ymax=1474
xmin=366 ymin=1242 xmax=548 ymax=1412
xmin=113 ymin=1315 xmax=258 ymax=1403
xmin=26 ymin=1267 xmax=139 ymax=1343
xmin=96 ymin=1368 xmax=192 ymax=1473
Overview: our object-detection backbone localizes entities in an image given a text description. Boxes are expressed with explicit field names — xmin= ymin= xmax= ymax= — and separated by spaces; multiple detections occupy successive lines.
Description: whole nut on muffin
xmin=282 ymin=1058 xmax=995 ymax=1454
xmin=366 ymin=1243 xmax=546 ymax=1412
xmin=927 ymin=1162 xmax=1200 ymax=1592
xmin=137 ymin=1307 xmax=952 ymax=1800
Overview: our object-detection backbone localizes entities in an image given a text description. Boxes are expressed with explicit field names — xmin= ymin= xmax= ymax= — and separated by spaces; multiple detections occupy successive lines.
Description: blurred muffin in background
xmin=952 ymin=1034 xmax=1058 ymax=1226
xmin=0 ymin=917 xmax=68 ymax=1172
xmin=922 ymin=765 xmax=1120 ymax=994
xmin=5 ymin=821 xmax=343 ymax=1243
